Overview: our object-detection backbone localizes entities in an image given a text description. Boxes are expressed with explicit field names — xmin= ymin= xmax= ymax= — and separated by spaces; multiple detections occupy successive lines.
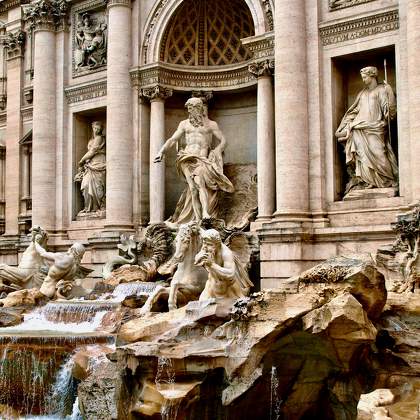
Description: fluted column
xmin=141 ymin=86 xmax=173 ymax=223
xmin=407 ymin=0 xmax=420 ymax=202
xmin=24 ymin=0 xmax=68 ymax=231
xmin=274 ymin=0 xmax=309 ymax=222
xmin=3 ymin=30 xmax=25 ymax=235
xmin=105 ymin=0 xmax=133 ymax=230
xmin=249 ymin=60 xmax=275 ymax=221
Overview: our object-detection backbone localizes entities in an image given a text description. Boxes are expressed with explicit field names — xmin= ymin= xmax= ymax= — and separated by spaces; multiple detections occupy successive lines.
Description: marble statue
xmin=34 ymin=241 xmax=87 ymax=298
xmin=0 ymin=226 xmax=48 ymax=291
xmin=195 ymin=228 xmax=253 ymax=301
xmin=75 ymin=13 xmax=107 ymax=71
xmin=154 ymin=97 xmax=234 ymax=223
xmin=336 ymin=66 xmax=398 ymax=196
xmin=74 ymin=121 xmax=106 ymax=215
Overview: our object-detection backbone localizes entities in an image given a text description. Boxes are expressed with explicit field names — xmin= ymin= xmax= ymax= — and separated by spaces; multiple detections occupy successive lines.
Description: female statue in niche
xmin=74 ymin=121 xmax=106 ymax=215
xmin=335 ymin=66 xmax=398 ymax=197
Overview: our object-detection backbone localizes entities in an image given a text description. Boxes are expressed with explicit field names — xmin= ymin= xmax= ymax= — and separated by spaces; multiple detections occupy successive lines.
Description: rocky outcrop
xmin=110 ymin=254 xmax=387 ymax=420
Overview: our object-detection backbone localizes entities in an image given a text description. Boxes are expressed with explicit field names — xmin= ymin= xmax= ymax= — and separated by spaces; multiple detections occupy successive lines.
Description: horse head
xmin=172 ymin=222 xmax=201 ymax=263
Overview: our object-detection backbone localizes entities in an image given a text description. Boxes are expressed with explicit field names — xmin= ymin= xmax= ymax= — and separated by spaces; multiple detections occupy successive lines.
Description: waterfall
xmin=0 ymin=301 xmax=118 ymax=334
xmin=270 ymin=366 xmax=281 ymax=420
xmin=110 ymin=282 xmax=160 ymax=302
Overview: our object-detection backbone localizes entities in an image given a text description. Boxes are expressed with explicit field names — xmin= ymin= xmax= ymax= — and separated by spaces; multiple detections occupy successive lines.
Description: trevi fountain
xmin=0 ymin=0 xmax=417 ymax=419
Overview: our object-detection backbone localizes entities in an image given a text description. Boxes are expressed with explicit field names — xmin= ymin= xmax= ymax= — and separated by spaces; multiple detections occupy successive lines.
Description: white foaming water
xmin=0 ymin=301 xmax=118 ymax=334
xmin=109 ymin=282 xmax=159 ymax=302
xmin=270 ymin=366 xmax=282 ymax=420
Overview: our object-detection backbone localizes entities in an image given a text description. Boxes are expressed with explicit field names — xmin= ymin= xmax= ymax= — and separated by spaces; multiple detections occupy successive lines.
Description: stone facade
xmin=0 ymin=0 xmax=416 ymax=287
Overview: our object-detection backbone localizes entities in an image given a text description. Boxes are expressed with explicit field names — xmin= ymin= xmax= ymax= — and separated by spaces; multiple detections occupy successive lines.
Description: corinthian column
xmin=4 ymin=30 xmax=25 ymax=235
xmin=105 ymin=0 xmax=133 ymax=230
xmin=24 ymin=0 xmax=67 ymax=231
xmin=141 ymin=86 xmax=173 ymax=224
xmin=249 ymin=60 xmax=275 ymax=221
xmin=407 ymin=0 xmax=420 ymax=202
xmin=274 ymin=0 xmax=309 ymax=222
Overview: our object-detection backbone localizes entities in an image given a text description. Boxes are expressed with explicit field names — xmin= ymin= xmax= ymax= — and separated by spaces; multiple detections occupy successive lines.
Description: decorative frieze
xmin=64 ymin=80 xmax=107 ymax=104
xmin=261 ymin=0 xmax=274 ymax=31
xmin=4 ymin=30 xmax=25 ymax=60
xmin=140 ymin=85 xmax=173 ymax=102
xmin=23 ymin=0 xmax=69 ymax=32
xmin=0 ymin=0 xmax=20 ymax=13
xmin=329 ymin=0 xmax=375 ymax=11
xmin=131 ymin=62 xmax=257 ymax=92
xmin=248 ymin=59 xmax=274 ymax=78
xmin=319 ymin=10 xmax=399 ymax=46
xmin=72 ymin=0 xmax=107 ymax=77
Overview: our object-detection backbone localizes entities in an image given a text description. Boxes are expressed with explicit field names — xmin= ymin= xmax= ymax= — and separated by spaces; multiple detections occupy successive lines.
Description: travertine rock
xmin=0 ymin=288 xmax=45 ymax=308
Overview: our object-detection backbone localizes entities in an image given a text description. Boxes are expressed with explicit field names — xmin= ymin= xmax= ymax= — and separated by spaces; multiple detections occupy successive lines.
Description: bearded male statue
xmin=154 ymin=97 xmax=234 ymax=224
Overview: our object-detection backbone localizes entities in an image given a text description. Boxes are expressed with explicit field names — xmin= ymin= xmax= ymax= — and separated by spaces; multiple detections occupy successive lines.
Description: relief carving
xmin=73 ymin=5 xmax=107 ymax=76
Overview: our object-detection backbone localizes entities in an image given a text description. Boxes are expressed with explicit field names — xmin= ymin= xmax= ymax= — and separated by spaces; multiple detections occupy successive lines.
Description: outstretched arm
xmin=154 ymin=122 xmax=185 ymax=163
xmin=34 ymin=242 xmax=56 ymax=262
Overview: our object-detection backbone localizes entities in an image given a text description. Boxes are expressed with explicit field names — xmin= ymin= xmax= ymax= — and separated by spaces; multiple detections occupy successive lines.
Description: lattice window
xmin=161 ymin=0 xmax=254 ymax=66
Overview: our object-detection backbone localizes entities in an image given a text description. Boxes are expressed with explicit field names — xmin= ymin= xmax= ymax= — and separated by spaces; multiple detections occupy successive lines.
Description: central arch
xmin=141 ymin=0 xmax=270 ymax=65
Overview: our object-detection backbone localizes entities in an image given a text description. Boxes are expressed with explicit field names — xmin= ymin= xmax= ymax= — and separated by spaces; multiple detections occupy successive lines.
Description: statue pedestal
xmin=343 ymin=187 xmax=398 ymax=201
xmin=76 ymin=210 xmax=106 ymax=221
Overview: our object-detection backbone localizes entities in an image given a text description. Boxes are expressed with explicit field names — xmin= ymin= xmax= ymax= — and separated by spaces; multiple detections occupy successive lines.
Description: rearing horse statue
xmin=140 ymin=222 xmax=207 ymax=313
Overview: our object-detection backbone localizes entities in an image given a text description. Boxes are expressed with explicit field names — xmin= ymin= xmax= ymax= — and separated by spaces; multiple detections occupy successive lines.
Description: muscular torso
xmin=182 ymin=120 xmax=214 ymax=158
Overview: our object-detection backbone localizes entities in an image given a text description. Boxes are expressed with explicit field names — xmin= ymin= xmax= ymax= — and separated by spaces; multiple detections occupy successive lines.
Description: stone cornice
xmin=329 ymin=0 xmax=375 ymax=11
xmin=64 ymin=79 xmax=106 ymax=104
xmin=319 ymin=9 xmax=399 ymax=46
xmin=242 ymin=32 xmax=274 ymax=61
xmin=130 ymin=62 xmax=257 ymax=92
xmin=140 ymin=85 xmax=173 ymax=102
xmin=0 ymin=111 xmax=6 ymax=126
xmin=0 ymin=0 xmax=23 ymax=13
xmin=21 ymin=105 xmax=33 ymax=120
xmin=23 ymin=0 xmax=69 ymax=32
xmin=248 ymin=59 xmax=274 ymax=78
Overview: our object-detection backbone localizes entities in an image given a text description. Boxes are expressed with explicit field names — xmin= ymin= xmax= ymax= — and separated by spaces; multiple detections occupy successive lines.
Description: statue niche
xmin=74 ymin=121 xmax=106 ymax=218
xmin=74 ymin=11 xmax=107 ymax=75
xmin=335 ymin=66 xmax=398 ymax=200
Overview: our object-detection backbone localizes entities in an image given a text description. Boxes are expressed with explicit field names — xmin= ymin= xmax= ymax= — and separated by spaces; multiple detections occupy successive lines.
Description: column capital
xmin=248 ymin=59 xmax=274 ymax=78
xmin=106 ymin=0 xmax=131 ymax=8
xmin=3 ymin=30 xmax=25 ymax=60
xmin=141 ymin=85 xmax=173 ymax=102
xmin=23 ymin=0 xmax=69 ymax=32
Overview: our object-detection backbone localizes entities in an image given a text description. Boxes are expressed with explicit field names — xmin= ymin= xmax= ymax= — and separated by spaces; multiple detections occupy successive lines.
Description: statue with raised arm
xmin=335 ymin=66 xmax=398 ymax=197
xmin=0 ymin=226 xmax=48 ymax=291
xmin=154 ymin=97 xmax=234 ymax=224
xmin=195 ymin=229 xmax=253 ymax=301
xmin=74 ymin=121 xmax=106 ymax=214
xmin=34 ymin=241 xmax=87 ymax=299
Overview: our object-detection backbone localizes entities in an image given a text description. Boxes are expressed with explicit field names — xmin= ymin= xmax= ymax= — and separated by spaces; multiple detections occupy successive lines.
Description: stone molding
xmin=21 ymin=106 xmax=33 ymax=121
xmin=130 ymin=62 xmax=257 ymax=92
xmin=261 ymin=0 xmax=273 ymax=31
xmin=0 ymin=0 xmax=21 ymax=13
xmin=64 ymin=79 xmax=107 ymax=104
xmin=23 ymin=0 xmax=69 ymax=32
xmin=242 ymin=32 xmax=274 ymax=61
xmin=0 ymin=112 xmax=6 ymax=126
xmin=140 ymin=85 xmax=173 ymax=102
xmin=106 ymin=0 xmax=131 ymax=7
xmin=329 ymin=0 xmax=374 ymax=11
xmin=248 ymin=59 xmax=274 ymax=78
xmin=3 ymin=30 xmax=25 ymax=60
xmin=319 ymin=9 xmax=399 ymax=46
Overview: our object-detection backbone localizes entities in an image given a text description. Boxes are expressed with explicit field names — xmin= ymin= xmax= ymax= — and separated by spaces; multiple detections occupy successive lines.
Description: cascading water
xmin=108 ymin=281 xmax=159 ymax=302
xmin=270 ymin=366 xmax=282 ymax=420
xmin=0 ymin=300 xmax=118 ymax=417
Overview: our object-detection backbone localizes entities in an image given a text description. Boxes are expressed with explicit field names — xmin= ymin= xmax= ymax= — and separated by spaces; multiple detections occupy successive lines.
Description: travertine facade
xmin=0 ymin=0 xmax=417 ymax=288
